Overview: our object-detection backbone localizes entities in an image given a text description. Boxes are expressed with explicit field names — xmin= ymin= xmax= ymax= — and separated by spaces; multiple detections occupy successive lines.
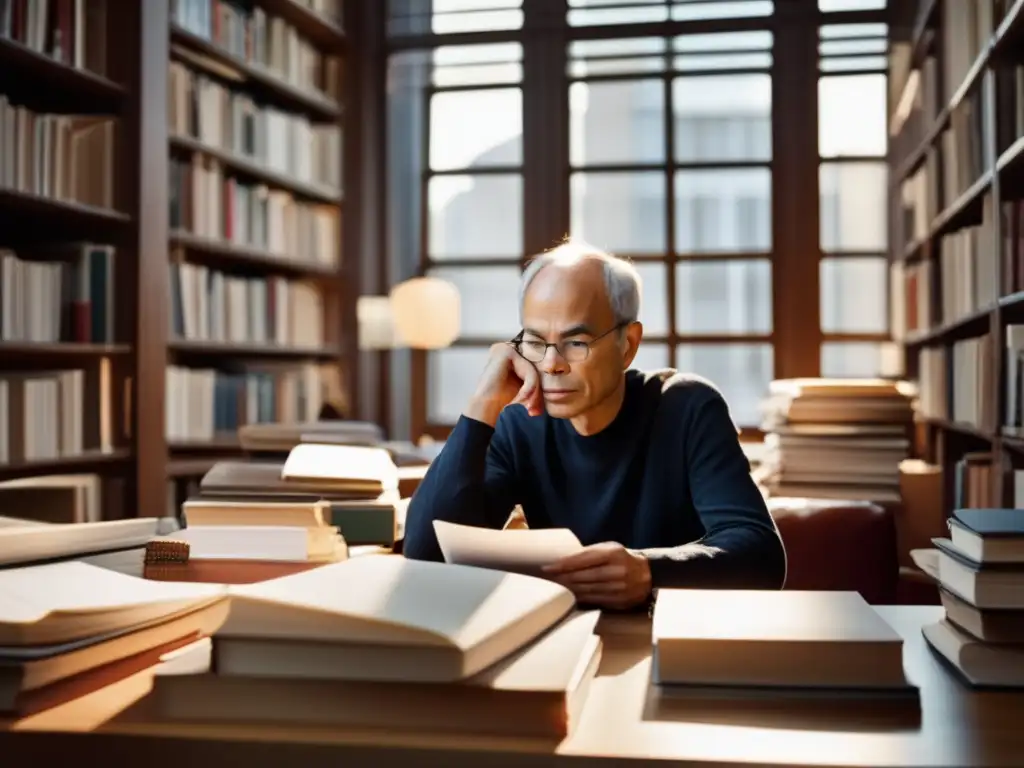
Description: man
xmin=403 ymin=241 xmax=786 ymax=610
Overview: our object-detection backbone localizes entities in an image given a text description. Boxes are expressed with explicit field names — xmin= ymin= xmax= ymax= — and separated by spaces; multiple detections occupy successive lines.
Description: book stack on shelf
xmin=0 ymin=0 xmax=132 ymax=521
xmin=164 ymin=0 xmax=349 ymax=495
xmin=889 ymin=0 xmax=1024 ymax=517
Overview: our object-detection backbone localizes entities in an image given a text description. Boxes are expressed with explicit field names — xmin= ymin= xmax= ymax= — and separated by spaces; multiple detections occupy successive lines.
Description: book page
xmin=0 ymin=561 xmax=225 ymax=625
xmin=433 ymin=520 xmax=582 ymax=574
xmin=282 ymin=443 xmax=397 ymax=488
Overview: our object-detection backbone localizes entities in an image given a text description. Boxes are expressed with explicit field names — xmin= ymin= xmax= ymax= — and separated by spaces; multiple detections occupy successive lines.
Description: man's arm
xmin=638 ymin=390 xmax=787 ymax=590
xmin=401 ymin=414 xmax=520 ymax=562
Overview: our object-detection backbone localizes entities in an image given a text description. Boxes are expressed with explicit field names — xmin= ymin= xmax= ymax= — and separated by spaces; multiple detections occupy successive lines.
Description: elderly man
xmin=403 ymin=241 xmax=786 ymax=610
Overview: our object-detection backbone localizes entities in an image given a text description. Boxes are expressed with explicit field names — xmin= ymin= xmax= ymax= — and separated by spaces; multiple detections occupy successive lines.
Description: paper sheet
xmin=433 ymin=520 xmax=582 ymax=573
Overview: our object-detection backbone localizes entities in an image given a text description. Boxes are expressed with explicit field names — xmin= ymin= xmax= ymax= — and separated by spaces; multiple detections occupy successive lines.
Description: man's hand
xmin=542 ymin=542 xmax=652 ymax=610
xmin=464 ymin=342 xmax=543 ymax=426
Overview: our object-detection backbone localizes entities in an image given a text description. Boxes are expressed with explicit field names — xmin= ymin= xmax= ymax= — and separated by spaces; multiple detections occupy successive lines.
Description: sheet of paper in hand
xmin=432 ymin=520 xmax=582 ymax=574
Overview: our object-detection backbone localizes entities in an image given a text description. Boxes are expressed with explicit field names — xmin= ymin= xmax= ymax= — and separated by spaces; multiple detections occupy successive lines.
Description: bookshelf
xmin=164 ymin=0 xmax=351 ymax=504
xmin=0 ymin=0 xmax=354 ymax=521
xmin=890 ymin=0 xmax=1024 ymax=515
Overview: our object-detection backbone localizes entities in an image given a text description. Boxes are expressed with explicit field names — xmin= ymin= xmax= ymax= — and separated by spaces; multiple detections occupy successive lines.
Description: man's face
xmin=519 ymin=261 xmax=640 ymax=419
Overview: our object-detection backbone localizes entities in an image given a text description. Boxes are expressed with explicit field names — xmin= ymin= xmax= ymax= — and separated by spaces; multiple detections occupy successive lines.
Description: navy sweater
xmin=403 ymin=369 xmax=786 ymax=590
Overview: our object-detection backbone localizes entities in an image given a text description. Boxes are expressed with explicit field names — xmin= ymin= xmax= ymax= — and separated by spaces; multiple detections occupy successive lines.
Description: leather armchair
xmin=768 ymin=498 xmax=900 ymax=605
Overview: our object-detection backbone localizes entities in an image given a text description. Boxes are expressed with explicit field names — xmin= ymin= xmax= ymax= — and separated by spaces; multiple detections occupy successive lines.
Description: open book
xmin=2 ymin=555 xmax=576 ymax=687
xmin=218 ymin=555 xmax=576 ymax=681
xmin=147 ymin=610 xmax=602 ymax=739
xmin=0 ymin=561 xmax=226 ymax=647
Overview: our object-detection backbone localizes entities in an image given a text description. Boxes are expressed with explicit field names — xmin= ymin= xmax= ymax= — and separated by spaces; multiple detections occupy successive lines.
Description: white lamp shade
xmin=356 ymin=295 xmax=398 ymax=350
xmin=389 ymin=277 xmax=461 ymax=349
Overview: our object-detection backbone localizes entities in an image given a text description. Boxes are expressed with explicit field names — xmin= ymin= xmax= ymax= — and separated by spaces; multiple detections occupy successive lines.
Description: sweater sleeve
xmin=401 ymin=413 xmax=521 ymax=561
xmin=639 ymin=390 xmax=787 ymax=590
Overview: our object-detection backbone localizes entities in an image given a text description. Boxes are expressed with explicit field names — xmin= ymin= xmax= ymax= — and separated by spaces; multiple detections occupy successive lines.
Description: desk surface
xmin=3 ymin=605 xmax=1023 ymax=768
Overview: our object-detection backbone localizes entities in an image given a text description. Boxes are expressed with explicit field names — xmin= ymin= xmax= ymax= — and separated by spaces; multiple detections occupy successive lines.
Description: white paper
xmin=433 ymin=520 xmax=582 ymax=573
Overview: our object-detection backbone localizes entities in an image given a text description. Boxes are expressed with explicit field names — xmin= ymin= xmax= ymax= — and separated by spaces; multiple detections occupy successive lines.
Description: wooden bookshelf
xmin=0 ymin=2 xmax=144 ymax=522
xmin=0 ymin=0 xmax=355 ymax=521
xmin=889 ymin=0 xmax=1024 ymax=515
xmin=163 ymin=0 xmax=351 ymax=510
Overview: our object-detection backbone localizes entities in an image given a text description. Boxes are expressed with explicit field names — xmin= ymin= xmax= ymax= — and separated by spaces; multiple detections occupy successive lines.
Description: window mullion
xmin=523 ymin=0 xmax=569 ymax=258
xmin=771 ymin=7 xmax=822 ymax=379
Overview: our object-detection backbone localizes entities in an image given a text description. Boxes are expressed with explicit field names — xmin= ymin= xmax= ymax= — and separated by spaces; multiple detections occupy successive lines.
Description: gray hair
xmin=519 ymin=241 xmax=642 ymax=325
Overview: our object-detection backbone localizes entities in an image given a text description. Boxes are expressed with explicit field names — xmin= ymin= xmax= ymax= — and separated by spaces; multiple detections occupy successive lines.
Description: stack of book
xmin=128 ymin=555 xmax=603 ymax=739
xmin=755 ymin=378 xmax=916 ymax=503
xmin=152 ymin=441 xmax=406 ymax=583
xmin=0 ymin=561 xmax=227 ymax=718
xmin=921 ymin=508 xmax=1024 ymax=687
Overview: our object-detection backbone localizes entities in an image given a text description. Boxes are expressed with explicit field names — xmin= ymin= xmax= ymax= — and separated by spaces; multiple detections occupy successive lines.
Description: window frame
xmin=385 ymin=0 xmax=893 ymax=441
xmin=816 ymin=33 xmax=892 ymax=376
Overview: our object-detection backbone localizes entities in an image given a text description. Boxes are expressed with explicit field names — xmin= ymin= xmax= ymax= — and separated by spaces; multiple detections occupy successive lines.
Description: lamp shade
xmin=389 ymin=276 xmax=460 ymax=349
xmin=356 ymin=295 xmax=398 ymax=350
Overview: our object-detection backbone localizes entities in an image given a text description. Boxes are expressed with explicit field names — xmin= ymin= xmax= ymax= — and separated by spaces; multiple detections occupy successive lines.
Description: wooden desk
xmin=3 ymin=606 xmax=1023 ymax=767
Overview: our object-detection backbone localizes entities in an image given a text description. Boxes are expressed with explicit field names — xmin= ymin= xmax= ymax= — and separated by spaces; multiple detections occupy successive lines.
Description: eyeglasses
xmin=510 ymin=323 xmax=627 ymax=363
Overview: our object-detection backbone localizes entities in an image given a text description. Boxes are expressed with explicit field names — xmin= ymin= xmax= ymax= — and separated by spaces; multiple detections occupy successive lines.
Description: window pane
xmin=820 ymin=56 xmax=887 ymax=73
xmin=432 ymin=43 xmax=523 ymax=87
xmin=428 ymin=174 xmax=523 ymax=260
xmin=675 ymin=260 xmax=772 ymax=334
xmin=819 ymin=162 xmax=887 ymax=251
xmin=820 ymin=256 xmax=887 ymax=333
xmin=820 ymin=342 xmax=886 ymax=378
xmin=820 ymin=38 xmax=887 ymax=57
xmin=819 ymin=75 xmax=886 ymax=158
xmin=632 ymin=342 xmax=670 ymax=372
xmin=568 ymin=37 xmax=666 ymax=77
xmin=671 ymin=1 xmax=773 ymax=21
xmin=570 ymin=171 xmax=666 ymax=253
xmin=674 ymin=75 xmax=772 ymax=163
xmin=388 ymin=0 xmax=524 ymax=35
xmin=569 ymin=2 xmax=669 ymax=26
xmin=427 ymin=347 xmax=491 ymax=423
xmin=820 ymin=24 xmax=888 ymax=38
xmin=675 ymin=168 xmax=771 ymax=253
xmin=570 ymin=80 xmax=665 ymax=167
xmin=634 ymin=262 xmax=669 ymax=336
xmin=672 ymin=31 xmax=773 ymax=72
xmin=427 ymin=266 xmax=521 ymax=338
xmin=569 ymin=37 xmax=664 ymax=55
xmin=819 ymin=0 xmax=885 ymax=9
xmin=676 ymin=343 xmax=773 ymax=425
xmin=432 ymin=4 xmax=523 ymax=34
xmin=430 ymin=89 xmax=522 ymax=171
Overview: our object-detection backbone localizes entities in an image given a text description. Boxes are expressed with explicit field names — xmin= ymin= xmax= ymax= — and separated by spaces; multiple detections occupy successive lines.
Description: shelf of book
xmin=0 ymin=1 xmax=142 ymax=521
xmin=0 ymin=0 xmax=356 ymax=522
xmin=163 ymin=0 xmax=350 ymax=511
xmin=890 ymin=0 xmax=1024 ymax=513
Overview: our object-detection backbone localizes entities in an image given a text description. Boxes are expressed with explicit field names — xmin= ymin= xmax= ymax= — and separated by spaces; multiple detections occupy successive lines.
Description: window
xmin=387 ymin=0 xmax=524 ymax=36
xmin=670 ymin=35 xmax=774 ymax=425
xmin=566 ymin=0 xmax=774 ymax=27
xmin=565 ymin=32 xmax=776 ymax=428
xmin=387 ymin=40 xmax=525 ymax=431
xmin=817 ymin=25 xmax=890 ymax=378
xmin=387 ymin=3 xmax=891 ymax=436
